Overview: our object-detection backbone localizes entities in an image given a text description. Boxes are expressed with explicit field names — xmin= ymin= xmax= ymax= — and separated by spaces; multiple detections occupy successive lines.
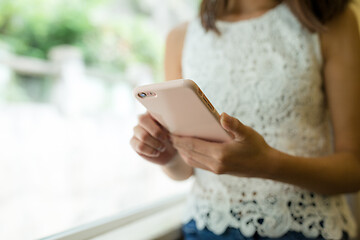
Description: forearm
xmin=162 ymin=153 xmax=193 ymax=181
xmin=264 ymin=148 xmax=360 ymax=195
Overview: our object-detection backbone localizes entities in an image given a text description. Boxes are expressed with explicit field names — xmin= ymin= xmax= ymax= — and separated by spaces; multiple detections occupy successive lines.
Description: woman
xmin=130 ymin=0 xmax=360 ymax=239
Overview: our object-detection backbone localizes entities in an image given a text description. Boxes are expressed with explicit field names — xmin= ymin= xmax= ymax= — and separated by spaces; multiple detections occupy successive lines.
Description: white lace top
xmin=181 ymin=3 xmax=357 ymax=239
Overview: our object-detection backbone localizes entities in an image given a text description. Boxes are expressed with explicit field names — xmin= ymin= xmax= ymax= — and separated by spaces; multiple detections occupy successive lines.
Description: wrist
xmin=259 ymin=145 xmax=282 ymax=179
xmin=163 ymin=152 xmax=182 ymax=168
xmin=161 ymin=152 xmax=194 ymax=181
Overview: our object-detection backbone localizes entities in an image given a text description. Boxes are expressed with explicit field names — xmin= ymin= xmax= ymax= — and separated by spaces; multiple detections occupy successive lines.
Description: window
xmin=0 ymin=0 xmax=198 ymax=239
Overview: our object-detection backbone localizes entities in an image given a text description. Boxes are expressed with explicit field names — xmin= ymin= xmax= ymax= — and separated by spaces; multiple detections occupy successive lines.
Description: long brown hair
xmin=200 ymin=0 xmax=351 ymax=34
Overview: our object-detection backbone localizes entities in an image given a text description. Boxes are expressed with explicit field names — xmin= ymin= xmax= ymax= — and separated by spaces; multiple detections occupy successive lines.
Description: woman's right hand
xmin=130 ymin=112 xmax=177 ymax=165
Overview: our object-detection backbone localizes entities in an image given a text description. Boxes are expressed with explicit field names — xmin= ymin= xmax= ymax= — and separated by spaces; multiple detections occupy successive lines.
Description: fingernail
xmin=152 ymin=150 xmax=160 ymax=156
xmin=158 ymin=145 xmax=166 ymax=152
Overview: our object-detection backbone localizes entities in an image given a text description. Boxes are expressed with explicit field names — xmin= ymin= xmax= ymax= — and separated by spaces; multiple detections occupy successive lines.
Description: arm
xmin=161 ymin=22 xmax=194 ymax=180
xmin=170 ymin=8 xmax=360 ymax=194
xmin=130 ymin=22 xmax=192 ymax=181
xmin=267 ymin=6 xmax=360 ymax=195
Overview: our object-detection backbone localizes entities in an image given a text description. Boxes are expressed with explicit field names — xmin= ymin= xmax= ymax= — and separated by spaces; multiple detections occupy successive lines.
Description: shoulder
xmin=167 ymin=22 xmax=189 ymax=39
xmin=320 ymin=5 xmax=360 ymax=59
xmin=327 ymin=3 xmax=358 ymax=28
xmin=165 ymin=22 xmax=189 ymax=50
xmin=164 ymin=22 xmax=189 ymax=80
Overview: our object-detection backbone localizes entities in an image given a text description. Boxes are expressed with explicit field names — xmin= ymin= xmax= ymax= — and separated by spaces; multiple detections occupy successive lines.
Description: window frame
xmin=40 ymin=193 xmax=186 ymax=240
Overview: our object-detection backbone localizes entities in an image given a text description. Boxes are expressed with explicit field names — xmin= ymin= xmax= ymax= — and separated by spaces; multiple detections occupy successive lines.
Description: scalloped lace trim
xmin=184 ymin=177 xmax=357 ymax=239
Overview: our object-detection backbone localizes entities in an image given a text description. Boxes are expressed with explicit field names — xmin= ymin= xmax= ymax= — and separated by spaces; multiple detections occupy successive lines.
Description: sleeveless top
xmin=181 ymin=3 xmax=357 ymax=239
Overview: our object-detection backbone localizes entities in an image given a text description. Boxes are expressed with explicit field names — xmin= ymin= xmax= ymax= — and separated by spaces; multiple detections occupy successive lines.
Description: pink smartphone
xmin=133 ymin=79 xmax=232 ymax=142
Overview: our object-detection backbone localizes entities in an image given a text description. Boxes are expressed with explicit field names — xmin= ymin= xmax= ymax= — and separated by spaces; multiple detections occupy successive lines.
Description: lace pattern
xmin=184 ymin=174 xmax=356 ymax=239
xmin=181 ymin=3 xmax=357 ymax=239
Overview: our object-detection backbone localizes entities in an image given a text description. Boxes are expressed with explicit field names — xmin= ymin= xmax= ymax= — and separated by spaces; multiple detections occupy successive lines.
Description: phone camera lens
xmin=138 ymin=92 xmax=147 ymax=98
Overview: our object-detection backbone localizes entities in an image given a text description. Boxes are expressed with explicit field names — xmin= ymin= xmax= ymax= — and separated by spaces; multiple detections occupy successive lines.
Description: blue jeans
xmin=182 ymin=220 xmax=349 ymax=240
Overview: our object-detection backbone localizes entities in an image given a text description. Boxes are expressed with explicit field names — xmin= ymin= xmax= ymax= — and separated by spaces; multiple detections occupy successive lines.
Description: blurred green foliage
xmin=0 ymin=0 xmax=98 ymax=59
xmin=0 ymin=0 xmax=162 ymax=73
xmin=0 ymin=0 xmax=163 ymax=102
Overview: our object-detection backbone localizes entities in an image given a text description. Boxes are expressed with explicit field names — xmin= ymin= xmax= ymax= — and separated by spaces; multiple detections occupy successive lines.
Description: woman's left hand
xmin=171 ymin=112 xmax=274 ymax=177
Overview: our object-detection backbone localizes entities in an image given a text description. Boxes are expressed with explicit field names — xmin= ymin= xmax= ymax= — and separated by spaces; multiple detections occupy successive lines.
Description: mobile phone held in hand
xmin=134 ymin=79 xmax=232 ymax=142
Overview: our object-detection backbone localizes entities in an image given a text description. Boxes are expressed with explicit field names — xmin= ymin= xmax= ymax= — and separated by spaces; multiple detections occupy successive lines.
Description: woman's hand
xmin=171 ymin=113 xmax=273 ymax=177
xmin=130 ymin=112 xmax=177 ymax=165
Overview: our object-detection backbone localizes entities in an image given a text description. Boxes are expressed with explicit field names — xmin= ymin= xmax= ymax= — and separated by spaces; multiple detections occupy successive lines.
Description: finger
xmin=148 ymin=113 xmax=169 ymax=132
xmin=137 ymin=152 xmax=168 ymax=165
xmin=171 ymin=135 xmax=222 ymax=159
xmin=138 ymin=114 xmax=167 ymax=142
xmin=130 ymin=137 xmax=160 ymax=157
xmin=220 ymin=112 xmax=247 ymax=141
xmin=176 ymin=145 xmax=214 ymax=166
xmin=177 ymin=149 xmax=212 ymax=172
xmin=133 ymin=125 xmax=166 ymax=152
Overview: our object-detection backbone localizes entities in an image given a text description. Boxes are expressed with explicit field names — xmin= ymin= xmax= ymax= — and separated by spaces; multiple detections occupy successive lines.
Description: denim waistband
xmin=182 ymin=220 xmax=350 ymax=240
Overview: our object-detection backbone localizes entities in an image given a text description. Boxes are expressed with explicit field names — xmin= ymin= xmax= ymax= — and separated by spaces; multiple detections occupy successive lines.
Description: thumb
xmin=220 ymin=112 xmax=247 ymax=141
